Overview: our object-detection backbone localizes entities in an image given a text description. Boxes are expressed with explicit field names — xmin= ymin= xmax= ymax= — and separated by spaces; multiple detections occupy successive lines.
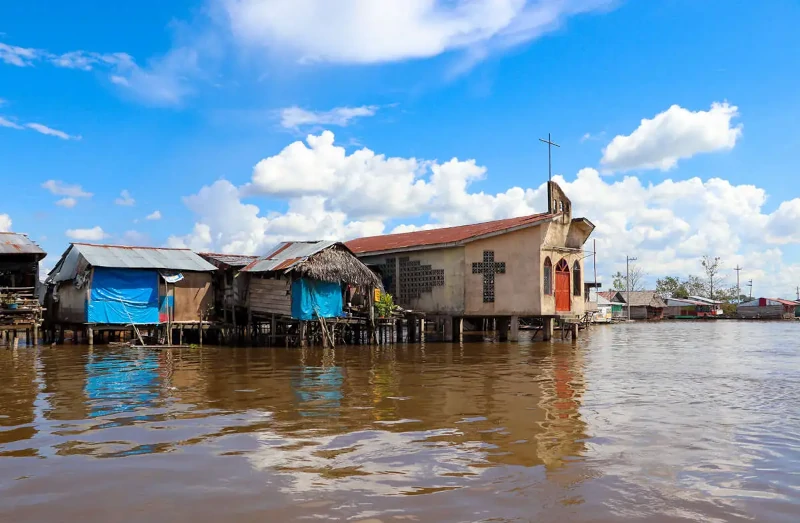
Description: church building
xmin=345 ymin=181 xmax=595 ymax=341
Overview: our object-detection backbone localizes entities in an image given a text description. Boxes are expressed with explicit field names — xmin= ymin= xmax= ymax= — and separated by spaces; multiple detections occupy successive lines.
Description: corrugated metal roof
xmin=198 ymin=252 xmax=259 ymax=268
xmin=346 ymin=213 xmax=555 ymax=255
xmin=241 ymin=241 xmax=337 ymax=273
xmin=73 ymin=243 xmax=216 ymax=271
xmin=0 ymin=232 xmax=46 ymax=258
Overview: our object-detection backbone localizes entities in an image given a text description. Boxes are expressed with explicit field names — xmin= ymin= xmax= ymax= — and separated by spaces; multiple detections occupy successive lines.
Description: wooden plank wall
xmin=249 ymin=277 xmax=291 ymax=316
xmin=174 ymin=272 xmax=213 ymax=321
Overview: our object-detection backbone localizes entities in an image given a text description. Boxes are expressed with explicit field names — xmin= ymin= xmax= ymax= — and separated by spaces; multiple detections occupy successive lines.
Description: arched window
xmin=543 ymin=257 xmax=553 ymax=295
xmin=558 ymin=200 xmax=564 ymax=212
xmin=573 ymin=261 xmax=581 ymax=296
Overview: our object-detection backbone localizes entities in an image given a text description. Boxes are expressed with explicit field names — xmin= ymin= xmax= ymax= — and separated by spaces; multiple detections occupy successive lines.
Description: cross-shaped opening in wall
xmin=472 ymin=250 xmax=506 ymax=303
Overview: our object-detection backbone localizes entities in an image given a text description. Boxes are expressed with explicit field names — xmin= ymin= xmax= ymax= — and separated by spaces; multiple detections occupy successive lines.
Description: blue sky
xmin=2 ymin=0 xmax=800 ymax=296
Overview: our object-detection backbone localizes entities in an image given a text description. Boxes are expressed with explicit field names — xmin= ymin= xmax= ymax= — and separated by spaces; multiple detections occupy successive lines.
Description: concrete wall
xmin=465 ymin=226 xmax=542 ymax=316
xmin=540 ymin=222 xmax=587 ymax=317
xmin=359 ymin=249 xmax=466 ymax=314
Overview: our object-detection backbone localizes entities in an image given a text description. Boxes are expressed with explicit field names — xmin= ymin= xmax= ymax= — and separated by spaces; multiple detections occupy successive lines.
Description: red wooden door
xmin=555 ymin=259 xmax=571 ymax=312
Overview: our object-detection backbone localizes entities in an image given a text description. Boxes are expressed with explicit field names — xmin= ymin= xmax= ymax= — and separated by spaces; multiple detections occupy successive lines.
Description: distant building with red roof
xmin=345 ymin=181 xmax=595 ymax=340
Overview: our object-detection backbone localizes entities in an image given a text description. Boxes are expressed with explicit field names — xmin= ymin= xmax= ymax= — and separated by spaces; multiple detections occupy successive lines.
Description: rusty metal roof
xmin=346 ymin=213 xmax=555 ymax=255
xmin=241 ymin=241 xmax=337 ymax=273
xmin=0 ymin=232 xmax=46 ymax=258
xmin=198 ymin=252 xmax=259 ymax=268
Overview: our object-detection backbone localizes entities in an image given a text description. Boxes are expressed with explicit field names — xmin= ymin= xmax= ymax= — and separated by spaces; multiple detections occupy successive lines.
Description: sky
xmin=2 ymin=0 xmax=800 ymax=298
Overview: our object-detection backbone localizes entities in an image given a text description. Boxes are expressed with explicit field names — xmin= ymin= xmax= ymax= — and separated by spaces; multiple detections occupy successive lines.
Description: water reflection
xmin=0 ymin=322 xmax=798 ymax=522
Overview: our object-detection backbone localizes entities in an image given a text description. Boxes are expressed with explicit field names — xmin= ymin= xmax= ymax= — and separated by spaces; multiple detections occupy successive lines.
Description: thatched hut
xmin=241 ymin=241 xmax=380 ymax=321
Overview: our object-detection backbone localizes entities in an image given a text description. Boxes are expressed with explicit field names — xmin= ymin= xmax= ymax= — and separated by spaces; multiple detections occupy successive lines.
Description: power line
xmin=626 ymin=255 xmax=637 ymax=321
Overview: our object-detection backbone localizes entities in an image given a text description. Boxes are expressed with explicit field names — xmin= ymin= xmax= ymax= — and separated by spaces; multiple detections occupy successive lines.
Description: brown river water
xmin=1 ymin=321 xmax=799 ymax=522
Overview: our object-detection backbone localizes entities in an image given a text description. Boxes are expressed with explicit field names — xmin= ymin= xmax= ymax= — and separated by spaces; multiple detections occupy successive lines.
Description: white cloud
xmin=25 ymin=122 xmax=79 ymax=140
xmin=120 ymin=230 xmax=151 ymax=245
xmin=279 ymin=105 xmax=379 ymax=129
xmin=0 ymin=42 xmax=39 ymax=66
xmin=0 ymin=116 xmax=23 ymax=129
xmin=55 ymin=197 xmax=77 ymax=208
xmin=65 ymin=226 xmax=108 ymax=241
xmin=146 ymin=210 xmax=162 ymax=220
xmin=171 ymin=130 xmax=800 ymax=297
xmin=580 ymin=131 xmax=605 ymax=143
xmin=222 ymin=0 xmax=615 ymax=66
xmin=115 ymin=190 xmax=135 ymax=206
xmin=42 ymin=180 xmax=93 ymax=198
xmin=601 ymin=102 xmax=743 ymax=173
xmin=0 ymin=213 xmax=11 ymax=232
xmin=0 ymin=97 xmax=7 ymax=106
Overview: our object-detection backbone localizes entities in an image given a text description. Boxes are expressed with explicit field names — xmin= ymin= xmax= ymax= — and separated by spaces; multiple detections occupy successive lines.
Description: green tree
xmin=701 ymin=255 xmax=724 ymax=300
xmin=656 ymin=276 xmax=689 ymax=299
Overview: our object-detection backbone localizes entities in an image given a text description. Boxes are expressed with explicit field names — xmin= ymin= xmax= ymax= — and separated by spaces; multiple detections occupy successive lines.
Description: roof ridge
xmin=73 ymin=242 xmax=192 ymax=251
xmin=354 ymin=212 xmax=552 ymax=241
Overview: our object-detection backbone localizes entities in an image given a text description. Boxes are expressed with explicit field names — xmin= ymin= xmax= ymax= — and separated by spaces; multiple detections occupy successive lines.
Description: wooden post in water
xmin=88 ymin=327 xmax=94 ymax=346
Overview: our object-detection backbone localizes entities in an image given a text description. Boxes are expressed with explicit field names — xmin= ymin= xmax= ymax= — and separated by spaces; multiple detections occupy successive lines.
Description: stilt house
xmin=240 ymin=241 xmax=381 ymax=322
xmin=198 ymin=253 xmax=259 ymax=324
xmin=345 ymin=181 xmax=595 ymax=340
xmin=0 ymin=232 xmax=46 ymax=291
xmin=45 ymin=243 xmax=217 ymax=330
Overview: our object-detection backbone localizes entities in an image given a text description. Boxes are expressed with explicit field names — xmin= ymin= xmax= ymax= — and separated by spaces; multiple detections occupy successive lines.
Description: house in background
xmin=346 ymin=181 xmax=595 ymax=341
xmin=686 ymin=296 xmax=723 ymax=316
xmin=664 ymin=297 xmax=722 ymax=318
xmin=737 ymin=298 xmax=799 ymax=319
xmin=598 ymin=290 xmax=625 ymax=319
xmin=621 ymin=291 xmax=666 ymax=320
xmin=45 ymin=243 xmax=217 ymax=344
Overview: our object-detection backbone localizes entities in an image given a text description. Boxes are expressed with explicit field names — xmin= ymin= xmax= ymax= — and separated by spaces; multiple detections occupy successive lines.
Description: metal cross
xmin=539 ymin=133 xmax=560 ymax=182
xmin=472 ymin=250 xmax=506 ymax=303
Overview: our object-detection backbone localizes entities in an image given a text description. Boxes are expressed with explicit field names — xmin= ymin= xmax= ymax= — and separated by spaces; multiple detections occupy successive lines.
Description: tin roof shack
xmin=346 ymin=182 xmax=595 ymax=342
xmin=664 ymin=297 xmax=722 ymax=318
xmin=1 ymin=233 xmax=47 ymax=345
xmin=198 ymin=253 xmax=258 ymax=325
xmin=0 ymin=232 xmax=46 ymax=290
xmin=46 ymin=244 xmax=216 ymax=340
xmin=737 ymin=298 xmax=799 ymax=320
xmin=241 ymin=241 xmax=380 ymax=321
xmin=622 ymin=291 xmax=666 ymax=320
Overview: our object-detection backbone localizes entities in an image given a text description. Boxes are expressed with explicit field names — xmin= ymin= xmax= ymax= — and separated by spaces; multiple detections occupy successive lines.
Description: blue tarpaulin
xmin=88 ymin=267 xmax=159 ymax=324
xmin=291 ymin=278 xmax=343 ymax=320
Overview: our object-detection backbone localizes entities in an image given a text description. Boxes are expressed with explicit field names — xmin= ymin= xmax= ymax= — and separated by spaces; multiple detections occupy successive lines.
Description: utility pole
xmin=734 ymin=265 xmax=743 ymax=304
xmin=796 ymin=285 xmax=799 ymax=301
xmin=593 ymin=239 xmax=598 ymax=304
xmin=626 ymin=255 xmax=637 ymax=321
xmin=747 ymin=279 xmax=753 ymax=300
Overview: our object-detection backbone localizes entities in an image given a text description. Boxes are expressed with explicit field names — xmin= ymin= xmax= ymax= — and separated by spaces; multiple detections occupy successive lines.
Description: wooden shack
xmin=1 ymin=232 xmax=47 ymax=346
xmin=45 ymin=243 xmax=217 ymax=344
xmin=240 ymin=241 xmax=381 ymax=345
xmin=198 ymin=253 xmax=258 ymax=323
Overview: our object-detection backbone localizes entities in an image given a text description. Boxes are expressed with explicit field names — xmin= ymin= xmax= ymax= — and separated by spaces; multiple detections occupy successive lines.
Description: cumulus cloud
xmin=42 ymin=180 xmax=93 ymax=199
xmin=115 ymin=190 xmax=135 ymax=206
xmin=222 ymin=0 xmax=615 ymax=66
xmin=146 ymin=210 xmax=162 ymax=220
xmin=0 ymin=213 xmax=11 ymax=232
xmin=601 ymin=102 xmax=743 ymax=173
xmin=65 ymin=226 xmax=108 ymax=241
xmin=0 ymin=42 xmax=39 ymax=66
xmin=279 ymin=105 xmax=379 ymax=129
xmin=170 ymin=130 xmax=800 ymax=297
xmin=55 ymin=197 xmax=77 ymax=208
